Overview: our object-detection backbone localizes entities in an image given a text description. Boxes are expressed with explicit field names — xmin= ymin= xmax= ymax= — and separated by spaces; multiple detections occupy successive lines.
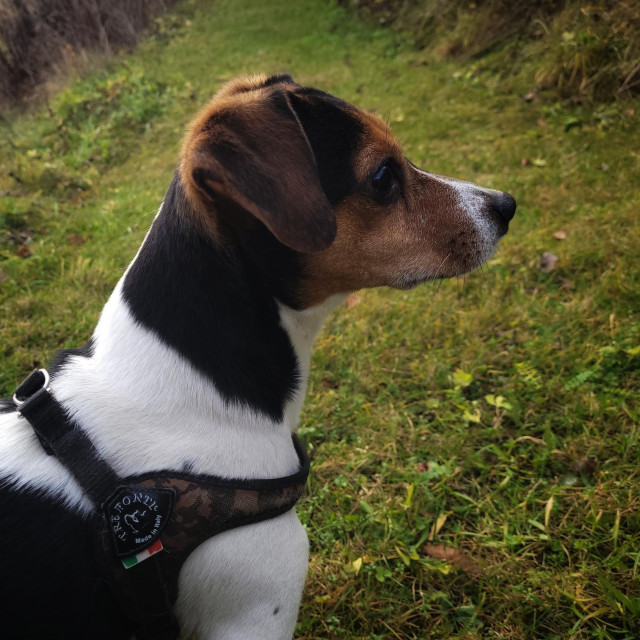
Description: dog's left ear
xmin=182 ymin=91 xmax=336 ymax=253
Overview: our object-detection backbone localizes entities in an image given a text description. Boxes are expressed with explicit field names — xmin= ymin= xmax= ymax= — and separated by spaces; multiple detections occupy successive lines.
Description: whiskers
xmin=431 ymin=252 xmax=451 ymax=293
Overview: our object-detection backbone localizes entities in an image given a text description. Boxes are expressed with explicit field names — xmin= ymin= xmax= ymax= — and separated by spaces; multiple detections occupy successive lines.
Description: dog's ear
xmin=182 ymin=91 xmax=336 ymax=253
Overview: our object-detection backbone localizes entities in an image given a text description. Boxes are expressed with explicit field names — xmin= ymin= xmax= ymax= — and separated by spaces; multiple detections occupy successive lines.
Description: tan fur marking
xmin=178 ymin=80 xmax=287 ymax=239
xmin=299 ymin=107 xmax=486 ymax=306
xmin=179 ymin=77 xmax=335 ymax=253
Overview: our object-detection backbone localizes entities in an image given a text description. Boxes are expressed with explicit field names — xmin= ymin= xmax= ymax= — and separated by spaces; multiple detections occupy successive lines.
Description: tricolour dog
xmin=0 ymin=73 xmax=515 ymax=639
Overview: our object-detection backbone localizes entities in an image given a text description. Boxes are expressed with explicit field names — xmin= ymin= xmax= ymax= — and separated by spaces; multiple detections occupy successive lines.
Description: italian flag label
xmin=121 ymin=538 xmax=164 ymax=569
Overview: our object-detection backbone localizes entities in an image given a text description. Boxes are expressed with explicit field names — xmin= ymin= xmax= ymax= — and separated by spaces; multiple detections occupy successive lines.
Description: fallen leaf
xmin=560 ymin=278 xmax=573 ymax=291
xmin=463 ymin=408 xmax=481 ymax=423
xmin=452 ymin=368 xmax=473 ymax=387
xmin=321 ymin=379 xmax=339 ymax=389
xmin=17 ymin=245 xmax=32 ymax=258
xmin=539 ymin=252 xmax=558 ymax=272
xmin=522 ymin=91 xmax=536 ymax=102
xmin=521 ymin=157 xmax=531 ymax=167
xmin=553 ymin=230 xmax=567 ymax=240
xmin=537 ymin=118 xmax=548 ymax=128
xmin=0 ymin=271 xmax=7 ymax=283
xmin=573 ymin=456 xmax=596 ymax=476
xmin=68 ymin=234 xmax=85 ymax=246
xmin=423 ymin=544 xmax=483 ymax=578
xmin=532 ymin=158 xmax=547 ymax=167
xmin=345 ymin=294 xmax=361 ymax=309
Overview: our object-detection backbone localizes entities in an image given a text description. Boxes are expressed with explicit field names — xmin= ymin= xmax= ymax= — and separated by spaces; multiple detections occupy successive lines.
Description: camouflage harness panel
xmin=99 ymin=451 xmax=309 ymax=635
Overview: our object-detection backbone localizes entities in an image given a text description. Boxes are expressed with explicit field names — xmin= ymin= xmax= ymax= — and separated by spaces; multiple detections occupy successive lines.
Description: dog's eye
xmin=372 ymin=161 xmax=396 ymax=200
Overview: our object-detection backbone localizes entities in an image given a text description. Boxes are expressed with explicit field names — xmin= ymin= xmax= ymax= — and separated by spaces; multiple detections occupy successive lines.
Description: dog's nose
xmin=494 ymin=192 xmax=516 ymax=224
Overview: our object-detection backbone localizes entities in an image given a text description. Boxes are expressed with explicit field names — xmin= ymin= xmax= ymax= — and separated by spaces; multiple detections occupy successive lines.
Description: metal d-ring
xmin=13 ymin=368 xmax=50 ymax=407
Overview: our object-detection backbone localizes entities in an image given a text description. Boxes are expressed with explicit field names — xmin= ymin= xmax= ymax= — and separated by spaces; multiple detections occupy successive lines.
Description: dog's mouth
xmin=390 ymin=232 xmax=501 ymax=291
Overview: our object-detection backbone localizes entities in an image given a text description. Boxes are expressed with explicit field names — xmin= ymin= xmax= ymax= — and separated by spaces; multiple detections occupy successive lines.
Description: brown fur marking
xmin=177 ymin=74 xmax=510 ymax=308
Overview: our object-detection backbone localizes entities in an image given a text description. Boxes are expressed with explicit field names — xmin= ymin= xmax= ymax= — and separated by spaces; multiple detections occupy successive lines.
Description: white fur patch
xmin=279 ymin=294 xmax=348 ymax=428
xmin=410 ymin=166 xmax=504 ymax=262
xmin=176 ymin=509 xmax=309 ymax=639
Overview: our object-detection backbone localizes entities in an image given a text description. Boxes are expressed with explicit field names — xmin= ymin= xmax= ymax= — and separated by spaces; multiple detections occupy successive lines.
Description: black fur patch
xmin=289 ymin=88 xmax=364 ymax=206
xmin=263 ymin=73 xmax=297 ymax=88
xmin=49 ymin=338 xmax=95 ymax=376
xmin=229 ymin=73 xmax=298 ymax=95
xmin=0 ymin=483 xmax=130 ymax=639
xmin=122 ymin=175 xmax=300 ymax=422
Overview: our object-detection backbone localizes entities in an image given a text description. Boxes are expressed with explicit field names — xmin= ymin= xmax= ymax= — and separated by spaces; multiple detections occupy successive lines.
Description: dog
xmin=0 ymin=73 xmax=515 ymax=639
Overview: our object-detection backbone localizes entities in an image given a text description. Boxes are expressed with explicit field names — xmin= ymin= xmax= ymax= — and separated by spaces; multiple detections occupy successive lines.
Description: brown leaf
xmin=539 ymin=252 xmax=558 ymax=272
xmin=423 ymin=544 xmax=483 ymax=578
xmin=345 ymin=294 xmax=361 ymax=309
xmin=573 ymin=456 xmax=596 ymax=477
xmin=523 ymin=91 xmax=536 ymax=102
xmin=0 ymin=271 xmax=7 ymax=283
xmin=68 ymin=234 xmax=85 ymax=246
xmin=560 ymin=278 xmax=573 ymax=291
xmin=553 ymin=230 xmax=567 ymax=240
xmin=521 ymin=157 xmax=531 ymax=167
xmin=16 ymin=245 xmax=32 ymax=259
xmin=321 ymin=379 xmax=339 ymax=389
xmin=537 ymin=118 xmax=548 ymax=128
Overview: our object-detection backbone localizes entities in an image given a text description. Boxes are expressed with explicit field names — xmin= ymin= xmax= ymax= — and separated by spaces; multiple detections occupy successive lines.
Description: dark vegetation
xmin=340 ymin=0 xmax=640 ymax=101
xmin=0 ymin=0 xmax=178 ymax=107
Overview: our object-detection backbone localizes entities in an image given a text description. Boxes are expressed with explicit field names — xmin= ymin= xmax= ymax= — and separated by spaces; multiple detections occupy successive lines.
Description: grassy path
xmin=1 ymin=0 xmax=640 ymax=638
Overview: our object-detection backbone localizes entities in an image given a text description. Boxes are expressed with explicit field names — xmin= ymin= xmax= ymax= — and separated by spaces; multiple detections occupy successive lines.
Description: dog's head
xmin=179 ymin=73 xmax=515 ymax=307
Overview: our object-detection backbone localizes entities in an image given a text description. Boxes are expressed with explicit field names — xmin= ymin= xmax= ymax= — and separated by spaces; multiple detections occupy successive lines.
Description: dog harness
xmin=13 ymin=369 xmax=310 ymax=640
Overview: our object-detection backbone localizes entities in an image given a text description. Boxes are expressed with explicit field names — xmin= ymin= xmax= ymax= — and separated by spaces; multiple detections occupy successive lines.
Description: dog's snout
xmin=493 ymin=192 xmax=516 ymax=225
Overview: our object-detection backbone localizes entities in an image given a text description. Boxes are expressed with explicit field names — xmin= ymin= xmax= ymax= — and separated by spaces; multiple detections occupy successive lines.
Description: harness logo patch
xmin=104 ymin=485 xmax=174 ymax=558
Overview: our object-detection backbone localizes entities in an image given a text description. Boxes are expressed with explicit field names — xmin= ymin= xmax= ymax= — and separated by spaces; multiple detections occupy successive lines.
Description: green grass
xmin=1 ymin=0 xmax=639 ymax=638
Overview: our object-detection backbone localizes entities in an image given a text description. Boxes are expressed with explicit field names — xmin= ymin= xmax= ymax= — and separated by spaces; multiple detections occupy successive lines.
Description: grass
xmin=340 ymin=0 xmax=640 ymax=102
xmin=1 ymin=0 xmax=639 ymax=638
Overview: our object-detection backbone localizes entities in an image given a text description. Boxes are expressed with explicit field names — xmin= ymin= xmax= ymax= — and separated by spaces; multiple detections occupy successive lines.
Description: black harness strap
xmin=13 ymin=368 xmax=309 ymax=640
xmin=15 ymin=369 xmax=181 ymax=636
xmin=15 ymin=370 xmax=118 ymax=505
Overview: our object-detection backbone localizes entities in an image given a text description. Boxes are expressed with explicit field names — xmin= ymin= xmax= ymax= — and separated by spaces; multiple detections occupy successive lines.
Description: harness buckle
xmin=13 ymin=368 xmax=50 ymax=407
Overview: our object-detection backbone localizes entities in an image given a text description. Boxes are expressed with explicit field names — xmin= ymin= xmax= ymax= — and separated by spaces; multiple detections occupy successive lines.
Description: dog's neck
xmin=50 ymin=178 xmax=345 ymax=483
